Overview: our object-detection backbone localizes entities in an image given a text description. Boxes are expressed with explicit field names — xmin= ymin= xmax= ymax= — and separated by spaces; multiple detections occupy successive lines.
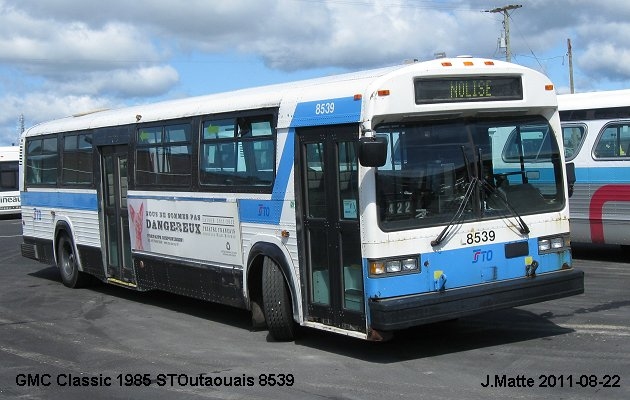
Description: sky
xmin=1 ymin=0 xmax=629 ymax=145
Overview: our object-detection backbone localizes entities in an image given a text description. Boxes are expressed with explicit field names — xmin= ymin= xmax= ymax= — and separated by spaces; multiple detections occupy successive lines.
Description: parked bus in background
xmin=20 ymin=58 xmax=583 ymax=341
xmin=0 ymin=145 xmax=20 ymax=216
xmin=558 ymin=89 xmax=630 ymax=246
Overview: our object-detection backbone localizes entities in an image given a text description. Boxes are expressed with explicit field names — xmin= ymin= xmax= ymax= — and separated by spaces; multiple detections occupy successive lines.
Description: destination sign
xmin=414 ymin=76 xmax=523 ymax=104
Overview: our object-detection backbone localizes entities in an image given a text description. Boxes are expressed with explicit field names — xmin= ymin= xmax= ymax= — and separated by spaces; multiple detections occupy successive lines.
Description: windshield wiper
xmin=475 ymin=145 xmax=529 ymax=235
xmin=431 ymin=146 xmax=529 ymax=247
xmin=480 ymin=179 xmax=530 ymax=235
xmin=431 ymin=176 xmax=477 ymax=247
xmin=430 ymin=147 xmax=475 ymax=247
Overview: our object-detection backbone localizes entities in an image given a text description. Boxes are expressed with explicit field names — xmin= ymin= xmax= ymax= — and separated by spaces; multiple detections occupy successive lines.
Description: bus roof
xmin=0 ymin=145 xmax=19 ymax=161
xmin=0 ymin=145 xmax=19 ymax=153
xmin=24 ymin=57 xmax=550 ymax=136
xmin=558 ymin=89 xmax=630 ymax=111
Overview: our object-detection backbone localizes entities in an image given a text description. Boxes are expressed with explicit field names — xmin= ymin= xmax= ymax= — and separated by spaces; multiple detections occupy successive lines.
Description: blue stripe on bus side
xmin=291 ymin=96 xmax=362 ymax=127
xmin=238 ymin=96 xmax=361 ymax=224
xmin=238 ymin=128 xmax=296 ymax=224
xmin=575 ymin=166 xmax=630 ymax=183
xmin=21 ymin=191 xmax=98 ymax=211
xmin=127 ymin=194 xmax=227 ymax=202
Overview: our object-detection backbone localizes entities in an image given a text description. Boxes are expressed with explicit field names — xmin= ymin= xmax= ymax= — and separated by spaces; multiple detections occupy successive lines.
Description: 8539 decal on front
xmin=463 ymin=230 xmax=496 ymax=245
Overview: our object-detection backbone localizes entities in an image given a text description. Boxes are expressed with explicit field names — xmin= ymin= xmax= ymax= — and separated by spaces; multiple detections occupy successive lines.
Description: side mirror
xmin=565 ymin=162 xmax=576 ymax=198
xmin=359 ymin=137 xmax=387 ymax=167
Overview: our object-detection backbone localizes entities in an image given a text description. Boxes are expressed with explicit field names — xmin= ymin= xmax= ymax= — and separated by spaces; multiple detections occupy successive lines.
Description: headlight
xmin=538 ymin=239 xmax=550 ymax=252
xmin=369 ymin=256 xmax=419 ymax=277
xmin=386 ymin=260 xmax=402 ymax=273
xmin=538 ymin=233 xmax=570 ymax=254
xmin=402 ymin=258 xmax=418 ymax=271
xmin=551 ymin=237 xmax=564 ymax=249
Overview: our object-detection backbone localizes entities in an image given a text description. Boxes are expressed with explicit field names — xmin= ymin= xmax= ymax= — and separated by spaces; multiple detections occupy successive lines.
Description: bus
xmin=0 ymin=145 xmax=20 ymax=216
xmin=20 ymin=57 xmax=583 ymax=341
xmin=558 ymin=89 xmax=630 ymax=246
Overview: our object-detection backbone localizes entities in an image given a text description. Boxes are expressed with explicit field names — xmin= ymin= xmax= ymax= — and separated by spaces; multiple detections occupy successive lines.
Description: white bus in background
xmin=0 ymin=145 xmax=20 ymax=216
xmin=20 ymin=58 xmax=583 ymax=342
xmin=558 ymin=89 xmax=630 ymax=246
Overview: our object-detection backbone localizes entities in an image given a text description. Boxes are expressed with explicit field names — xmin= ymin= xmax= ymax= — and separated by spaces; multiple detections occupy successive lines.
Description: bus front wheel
xmin=57 ymin=234 xmax=89 ymax=288
xmin=262 ymin=257 xmax=295 ymax=341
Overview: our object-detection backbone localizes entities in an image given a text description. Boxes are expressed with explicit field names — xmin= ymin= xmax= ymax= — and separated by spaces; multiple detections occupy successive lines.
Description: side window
xmin=0 ymin=160 xmax=18 ymax=191
xmin=338 ymin=141 xmax=358 ymax=220
xmin=136 ymin=123 xmax=192 ymax=187
xmin=593 ymin=123 xmax=630 ymax=159
xmin=561 ymin=124 xmax=586 ymax=161
xmin=502 ymin=125 xmax=552 ymax=162
xmin=62 ymin=132 xmax=93 ymax=185
xmin=26 ymin=136 xmax=59 ymax=186
xmin=200 ymin=115 xmax=275 ymax=191
xmin=200 ymin=119 xmax=237 ymax=173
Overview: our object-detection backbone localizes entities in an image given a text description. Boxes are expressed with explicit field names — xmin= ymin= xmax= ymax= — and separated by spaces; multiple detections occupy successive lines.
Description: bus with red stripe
xmin=558 ymin=89 xmax=630 ymax=246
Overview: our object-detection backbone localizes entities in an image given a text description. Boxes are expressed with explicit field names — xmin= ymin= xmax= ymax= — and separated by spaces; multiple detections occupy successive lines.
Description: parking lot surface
xmin=0 ymin=217 xmax=628 ymax=399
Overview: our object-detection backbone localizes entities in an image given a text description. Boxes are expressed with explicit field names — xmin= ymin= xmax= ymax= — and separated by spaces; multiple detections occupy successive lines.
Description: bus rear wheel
xmin=262 ymin=257 xmax=295 ymax=341
xmin=57 ymin=234 xmax=89 ymax=288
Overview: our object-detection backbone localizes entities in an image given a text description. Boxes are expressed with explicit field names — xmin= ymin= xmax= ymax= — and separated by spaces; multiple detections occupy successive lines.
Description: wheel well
xmin=247 ymin=254 xmax=264 ymax=313
xmin=53 ymin=222 xmax=72 ymax=265
xmin=246 ymin=242 xmax=299 ymax=321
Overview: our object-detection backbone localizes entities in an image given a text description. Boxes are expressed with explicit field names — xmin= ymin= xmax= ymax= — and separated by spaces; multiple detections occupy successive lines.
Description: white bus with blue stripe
xmin=558 ymin=89 xmax=630 ymax=246
xmin=21 ymin=58 xmax=583 ymax=341
xmin=0 ymin=145 xmax=20 ymax=216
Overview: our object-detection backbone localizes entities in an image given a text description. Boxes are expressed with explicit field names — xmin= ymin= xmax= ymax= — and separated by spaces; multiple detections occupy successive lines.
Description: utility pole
xmin=567 ymin=38 xmax=575 ymax=94
xmin=485 ymin=4 xmax=522 ymax=62
xmin=17 ymin=114 xmax=25 ymax=146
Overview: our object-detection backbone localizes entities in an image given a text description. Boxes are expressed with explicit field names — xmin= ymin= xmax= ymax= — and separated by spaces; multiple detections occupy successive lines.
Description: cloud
xmin=0 ymin=7 xmax=165 ymax=74
xmin=235 ymin=1 xmax=497 ymax=70
xmin=3 ymin=0 xmax=630 ymax=143
xmin=0 ymin=92 xmax=116 ymax=144
xmin=575 ymin=22 xmax=630 ymax=83
xmin=4 ymin=0 xmax=495 ymax=71
xmin=49 ymin=65 xmax=180 ymax=98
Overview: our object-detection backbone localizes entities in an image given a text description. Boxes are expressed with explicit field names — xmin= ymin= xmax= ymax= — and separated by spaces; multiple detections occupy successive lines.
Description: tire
xmin=262 ymin=257 xmax=295 ymax=341
xmin=57 ymin=234 xmax=89 ymax=288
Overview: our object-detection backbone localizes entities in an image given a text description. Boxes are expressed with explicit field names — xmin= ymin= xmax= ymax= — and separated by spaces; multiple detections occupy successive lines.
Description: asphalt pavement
xmin=0 ymin=216 xmax=628 ymax=400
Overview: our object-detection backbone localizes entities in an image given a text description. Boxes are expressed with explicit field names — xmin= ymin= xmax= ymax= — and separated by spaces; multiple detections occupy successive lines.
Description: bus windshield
xmin=375 ymin=116 xmax=564 ymax=231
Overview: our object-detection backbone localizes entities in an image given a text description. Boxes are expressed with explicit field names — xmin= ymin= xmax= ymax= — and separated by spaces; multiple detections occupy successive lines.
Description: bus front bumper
xmin=368 ymin=269 xmax=584 ymax=331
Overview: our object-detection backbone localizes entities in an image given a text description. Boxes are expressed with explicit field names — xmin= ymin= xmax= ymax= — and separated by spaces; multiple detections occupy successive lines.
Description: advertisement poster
xmin=128 ymin=198 xmax=242 ymax=266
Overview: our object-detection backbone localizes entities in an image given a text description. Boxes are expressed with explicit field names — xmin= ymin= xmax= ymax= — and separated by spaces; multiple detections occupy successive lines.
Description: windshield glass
xmin=374 ymin=116 xmax=564 ymax=231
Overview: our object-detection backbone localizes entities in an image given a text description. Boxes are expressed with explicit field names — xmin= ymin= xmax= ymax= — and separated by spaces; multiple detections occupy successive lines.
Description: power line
xmin=295 ymin=0 xmax=479 ymax=12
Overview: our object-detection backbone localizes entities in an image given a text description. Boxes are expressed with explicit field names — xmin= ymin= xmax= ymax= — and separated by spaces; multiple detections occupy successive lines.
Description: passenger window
xmin=561 ymin=125 xmax=586 ymax=160
xmin=136 ymin=123 xmax=192 ymax=187
xmin=503 ymin=125 xmax=552 ymax=162
xmin=200 ymin=115 xmax=275 ymax=191
xmin=62 ymin=132 xmax=93 ymax=185
xmin=26 ymin=136 xmax=59 ymax=185
xmin=594 ymin=123 xmax=630 ymax=159
xmin=0 ymin=160 xmax=18 ymax=190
